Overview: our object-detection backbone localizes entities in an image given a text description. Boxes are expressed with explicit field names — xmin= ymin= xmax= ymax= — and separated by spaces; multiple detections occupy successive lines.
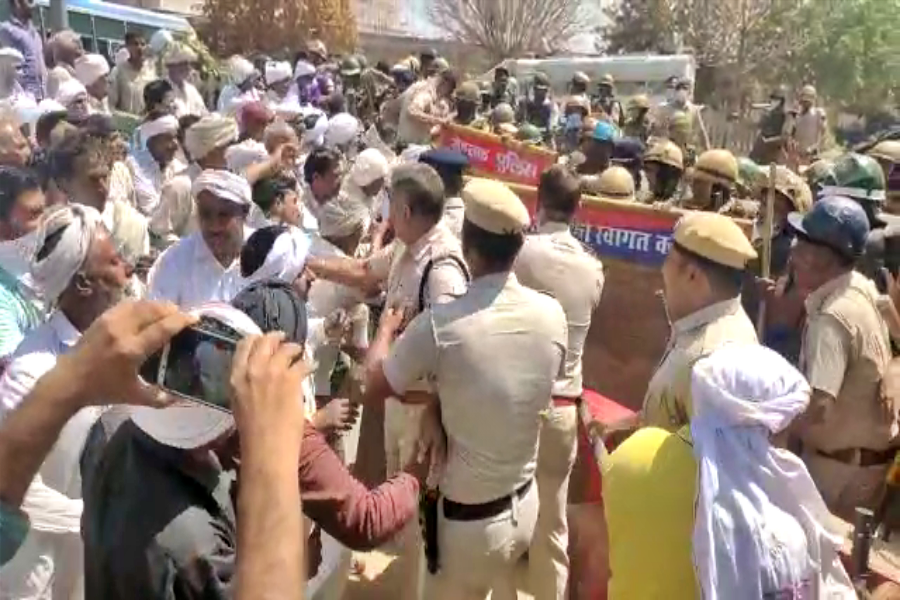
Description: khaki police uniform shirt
xmin=398 ymin=79 xmax=444 ymax=145
xmin=383 ymin=272 xmax=568 ymax=504
xmin=515 ymin=221 xmax=605 ymax=398
xmin=643 ymin=297 xmax=758 ymax=431
xmin=799 ymin=271 xmax=896 ymax=452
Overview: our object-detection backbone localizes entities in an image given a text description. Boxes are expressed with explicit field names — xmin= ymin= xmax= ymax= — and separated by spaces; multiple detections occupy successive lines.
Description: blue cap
xmin=419 ymin=148 xmax=470 ymax=172
xmin=592 ymin=121 xmax=617 ymax=142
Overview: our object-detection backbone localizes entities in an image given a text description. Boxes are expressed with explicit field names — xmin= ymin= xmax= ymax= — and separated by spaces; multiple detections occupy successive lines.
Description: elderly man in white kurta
xmin=73 ymin=53 xmax=110 ymax=115
xmin=0 ymin=204 xmax=130 ymax=600
xmin=127 ymin=114 xmax=186 ymax=216
xmin=147 ymin=169 xmax=254 ymax=308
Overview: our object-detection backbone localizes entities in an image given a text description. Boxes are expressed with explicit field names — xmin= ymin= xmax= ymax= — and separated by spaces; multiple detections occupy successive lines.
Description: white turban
xmin=265 ymin=60 xmax=292 ymax=86
xmin=294 ymin=60 xmax=315 ymax=79
xmin=689 ymin=344 xmax=855 ymax=600
xmin=192 ymin=169 xmax=252 ymax=206
xmin=164 ymin=44 xmax=197 ymax=65
xmin=74 ymin=53 xmax=110 ymax=87
xmin=149 ymin=29 xmax=173 ymax=56
xmin=243 ymin=227 xmax=311 ymax=287
xmin=350 ymin=148 xmax=389 ymax=187
xmin=0 ymin=47 xmax=23 ymax=63
xmin=184 ymin=114 xmax=239 ymax=160
xmin=30 ymin=204 xmax=103 ymax=303
xmin=318 ymin=193 xmax=370 ymax=238
xmin=228 ymin=55 xmax=256 ymax=85
xmin=130 ymin=303 xmax=260 ymax=449
xmin=325 ymin=113 xmax=359 ymax=148
xmin=56 ymin=79 xmax=87 ymax=107
xmin=303 ymin=114 xmax=328 ymax=148
xmin=225 ymin=139 xmax=269 ymax=174
xmin=139 ymin=114 xmax=179 ymax=142
xmin=115 ymin=47 xmax=129 ymax=66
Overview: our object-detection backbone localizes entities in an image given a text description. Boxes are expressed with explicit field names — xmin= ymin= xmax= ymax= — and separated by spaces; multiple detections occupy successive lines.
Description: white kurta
xmin=0 ymin=311 xmax=101 ymax=600
xmin=147 ymin=227 xmax=253 ymax=309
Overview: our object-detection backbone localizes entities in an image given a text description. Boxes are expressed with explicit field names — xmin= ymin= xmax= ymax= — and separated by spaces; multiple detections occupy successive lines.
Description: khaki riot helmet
xmin=761 ymin=165 xmax=813 ymax=213
xmin=868 ymin=140 xmax=900 ymax=164
xmin=629 ymin=94 xmax=650 ymax=111
xmin=431 ymin=57 xmax=450 ymax=73
xmin=587 ymin=165 xmax=635 ymax=202
xmin=644 ymin=139 xmax=684 ymax=171
xmin=491 ymin=102 xmax=515 ymax=124
xmin=454 ymin=81 xmax=481 ymax=104
xmin=572 ymin=71 xmax=590 ymax=85
xmin=667 ymin=110 xmax=692 ymax=148
xmin=598 ymin=73 xmax=615 ymax=89
xmin=694 ymin=149 xmax=739 ymax=187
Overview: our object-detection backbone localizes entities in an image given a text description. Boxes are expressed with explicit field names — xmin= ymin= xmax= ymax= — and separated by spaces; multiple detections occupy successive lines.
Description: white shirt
xmin=125 ymin=151 xmax=186 ymax=217
xmin=307 ymin=237 xmax=369 ymax=394
xmin=217 ymin=85 xmax=262 ymax=116
xmin=147 ymin=227 xmax=253 ymax=309
xmin=149 ymin=163 xmax=201 ymax=246
xmin=0 ymin=311 xmax=101 ymax=600
xmin=169 ymin=79 xmax=208 ymax=118
xmin=440 ymin=196 xmax=464 ymax=240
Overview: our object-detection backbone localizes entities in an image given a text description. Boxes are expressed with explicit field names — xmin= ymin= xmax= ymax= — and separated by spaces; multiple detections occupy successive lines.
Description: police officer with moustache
xmin=786 ymin=196 xmax=898 ymax=520
xmin=603 ymin=212 xmax=759 ymax=442
xmin=362 ymin=178 xmax=568 ymax=600
xmin=514 ymin=166 xmax=604 ymax=600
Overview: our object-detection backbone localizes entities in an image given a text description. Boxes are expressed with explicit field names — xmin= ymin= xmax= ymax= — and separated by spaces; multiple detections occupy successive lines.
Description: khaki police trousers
xmin=425 ymin=482 xmax=539 ymax=600
xmin=529 ymin=404 xmax=579 ymax=600
xmin=802 ymin=450 xmax=889 ymax=521
xmin=384 ymin=397 xmax=426 ymax=600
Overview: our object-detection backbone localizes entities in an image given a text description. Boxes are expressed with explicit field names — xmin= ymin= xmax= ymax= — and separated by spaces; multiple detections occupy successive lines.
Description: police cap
xmin=673 ymin=212 xmax=757 ymax=269
xmin=462 ymin=178 xmax=530 ymax=234
xmin=419 ymin=148 xmax=469 ymax=173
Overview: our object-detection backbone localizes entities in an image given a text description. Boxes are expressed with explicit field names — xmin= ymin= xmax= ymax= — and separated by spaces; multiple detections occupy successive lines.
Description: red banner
xmin=438 ymin=124 xmax=558 ymax=188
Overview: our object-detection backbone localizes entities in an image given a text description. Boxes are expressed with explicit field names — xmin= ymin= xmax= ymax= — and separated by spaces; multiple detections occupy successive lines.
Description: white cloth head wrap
xmin=294 ymin=60 xmax=315 ymax=79
xmin=149 ymin=29 xmax=173 ymax=56
xmin=318 ymin=193 xmax=370 ymax=238
xmin=265 ymin=60 xmax=292 ymax=85
xmin=244 ymin=226 xmax=311 ymax=287
xmin=192 ymin=169 xmax=252 ymax=206
xmin=130 ymin=303 xmax=260 ymax=449
xmin=74 ymin=53 xmax=110 ymax=87
xmin=689 ymin=344 xmax=855 ymax=600
xmin=139 ymin=114 xmax=179 ymax=142
xmin=225 ymin=139 xmax=269 ymax=174
xmin=303 ymin=114 xmax=328 ymax=148
xmin=325 ymin=112 xmax=359 ymax=148
xmin=228 ymin=55 xmax=256 ymax=85
xmin=164 ymin=44 xmax=197 ymax=65
xmin=115 ymin=47 xmax=129 ymax=66
xmin=184 ymin=113 xmax=238 ymax=160
xmin=0 ymin=47 xmax=23 ymax=63
xmin=30 ymin=204 xmax=103 ymax=303
xmin=56 ymin=78 xmax=87 ymax=107
xmin=350 ymin=147 xmax=389 ymax=187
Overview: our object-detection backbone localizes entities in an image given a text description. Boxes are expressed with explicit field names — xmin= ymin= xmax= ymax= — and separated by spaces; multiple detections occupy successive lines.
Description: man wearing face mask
xmin=0 ymin=203 xmax=129 ymax=599
xmin=0 ymin=166 xmax=45 ymax=362
xmin=148 ymin=169 xmax=255 ymax=308
xmin=655 ymin=78 xmax=710 ymax=152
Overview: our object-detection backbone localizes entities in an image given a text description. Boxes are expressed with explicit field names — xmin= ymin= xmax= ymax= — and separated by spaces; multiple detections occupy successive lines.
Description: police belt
xmin=443 ymin=479 xmax=533 ymax=522
xmin=552 ymin=395 xmax=582 ymax=408
xmin=815 ymin=447 xmax=896 ymax=467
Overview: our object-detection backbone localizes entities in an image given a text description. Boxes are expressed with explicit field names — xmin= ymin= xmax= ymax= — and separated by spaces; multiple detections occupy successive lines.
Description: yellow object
xmin=590 ymin=166 xmax=635 ymax=202
xmin=694 ymin=149 xmax=739 ymax=186
xmin=672 ymin=211 xmax=758 ymax=269
xmin=604 ymin=426 xmax=699 ymax=600
xmin=644 ymin=139 xmax=684 ymax=171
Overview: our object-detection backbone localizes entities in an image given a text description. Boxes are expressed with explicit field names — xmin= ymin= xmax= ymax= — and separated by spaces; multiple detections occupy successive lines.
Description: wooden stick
xmin=756 ymin=163 xmax=777 ymax=337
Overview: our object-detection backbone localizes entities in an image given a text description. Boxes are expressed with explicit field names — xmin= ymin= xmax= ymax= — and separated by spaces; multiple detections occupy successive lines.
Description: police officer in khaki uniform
xmin=605 ymin=213 xmax=760 ymax=439
xmin=514 ymin=166 xmax=604 ymax=600
xmin=307 ymin=162 xmax=469 ymax=600
xmin=786 ymin=196 xmax=898 ymax=520
xmin=363 ymin=177 xmax=568 ymax=600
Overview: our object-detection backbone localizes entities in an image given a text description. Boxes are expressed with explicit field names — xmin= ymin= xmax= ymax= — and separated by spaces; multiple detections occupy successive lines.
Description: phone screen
xmin=141 ymin=317 xmax=242 ymax=412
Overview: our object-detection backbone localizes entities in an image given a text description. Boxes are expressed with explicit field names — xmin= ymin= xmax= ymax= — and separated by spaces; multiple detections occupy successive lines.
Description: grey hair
xmin=389 ymin=162 xmax=445 ymax=221
xmin=263 ymin=119 xmax=296 ymax=141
